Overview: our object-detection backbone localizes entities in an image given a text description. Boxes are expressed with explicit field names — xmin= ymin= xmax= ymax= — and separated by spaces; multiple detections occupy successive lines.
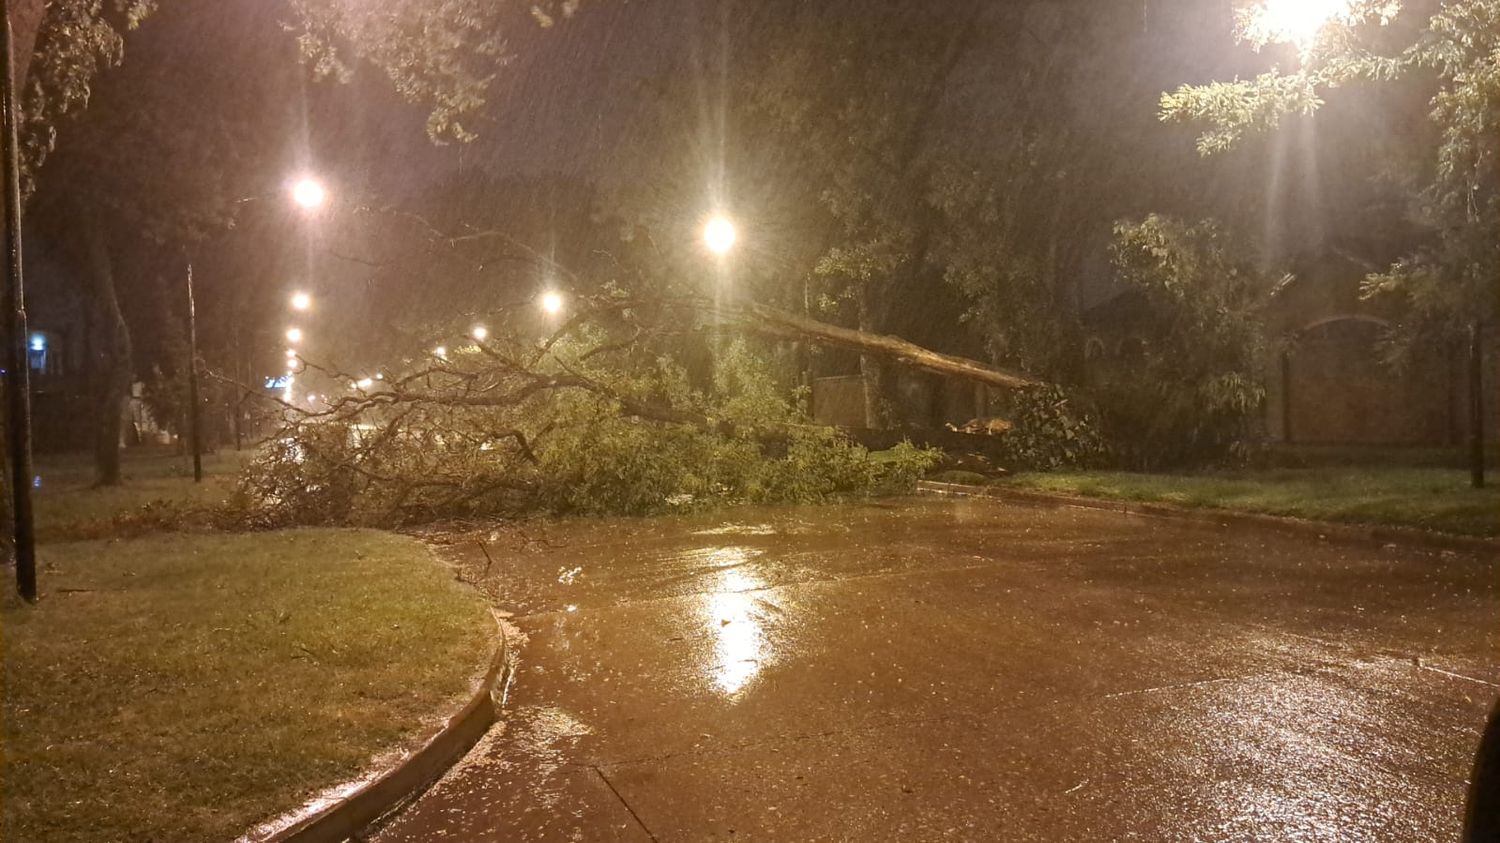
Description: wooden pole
xmin=186 ymin=263 xmax=203 ymax=483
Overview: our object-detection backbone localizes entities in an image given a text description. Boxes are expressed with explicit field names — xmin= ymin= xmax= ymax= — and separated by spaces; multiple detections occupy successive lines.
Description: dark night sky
xmin=83 ymin=0 xmax=1403 ymax=240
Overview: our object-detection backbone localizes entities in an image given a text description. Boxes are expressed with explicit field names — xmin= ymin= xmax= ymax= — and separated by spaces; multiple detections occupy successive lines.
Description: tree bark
xmin=856 ymin=285 xmax=897 ymax=428
xmin=81 ymin=213 xmax=131 ymax=486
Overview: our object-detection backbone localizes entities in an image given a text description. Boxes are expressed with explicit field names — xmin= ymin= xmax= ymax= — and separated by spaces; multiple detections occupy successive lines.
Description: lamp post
xmin=185 ymin=262 xmax=203 ymax=482
xmin=1470 ymin=320 xmax=1486 ymax=489
xmin=2 ymin=7 xmax=36 ymax=601
xmin=701 ymin=213 xmax=739 ymax=375
xmin=183 ymin=178 xmax=325 ymax=481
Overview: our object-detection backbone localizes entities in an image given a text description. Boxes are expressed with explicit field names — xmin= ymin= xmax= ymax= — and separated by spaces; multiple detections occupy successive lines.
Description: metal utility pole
xmin=186 ymin=263 xmax=203 ymax=483
xmin=1469 ymin=320 xmax=1486 ymax=489
xmin=1 ymin=8 xmax=37 ymax=601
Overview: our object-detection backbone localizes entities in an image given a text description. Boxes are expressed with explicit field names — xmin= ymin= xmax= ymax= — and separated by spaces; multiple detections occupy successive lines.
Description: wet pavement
xmin=374 ymin=496 xmax=1499 ymax=841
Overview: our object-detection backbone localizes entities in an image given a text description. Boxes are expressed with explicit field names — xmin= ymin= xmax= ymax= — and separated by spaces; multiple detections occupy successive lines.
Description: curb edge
xmin=917 ymin=480 xmax=1500 ymax=555
xmin=263 ymin=617 xmax=510 ymax=843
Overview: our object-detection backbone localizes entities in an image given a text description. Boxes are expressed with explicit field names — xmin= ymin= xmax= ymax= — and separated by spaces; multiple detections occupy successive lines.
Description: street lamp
xmin=291 ymin=177 xmax=327 ymax=210
xmin=286 ymin=327 xmax=304 ymax=344
xmin=704 ymin=215 xmax=737 ymax=255
xmin=433 ymin=345 xmax=448 ymax=360
xmin=1243 ymin=0 xmax=1351 ymax=50
xmin=471 ymin=325 xmax=489 ymax=341
xmin=540 ymin=291 xmax=564 ymax=315
xmin=291 ymin=291 xmax=312 ymax=311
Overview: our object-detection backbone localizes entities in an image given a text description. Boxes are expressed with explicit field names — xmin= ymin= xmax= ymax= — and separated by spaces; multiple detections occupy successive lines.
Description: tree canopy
xmin=1162 ymin=0 xmax=1499 ymax=346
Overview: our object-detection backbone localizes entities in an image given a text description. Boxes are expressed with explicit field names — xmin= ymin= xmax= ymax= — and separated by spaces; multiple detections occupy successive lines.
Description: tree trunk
xmin=856 ymin=286 xmax=897 ymax=428
xmin=81 ymin=215 xmax=131 ymax=486
xmin=695 ymin=296 xmax=1043 ymax=392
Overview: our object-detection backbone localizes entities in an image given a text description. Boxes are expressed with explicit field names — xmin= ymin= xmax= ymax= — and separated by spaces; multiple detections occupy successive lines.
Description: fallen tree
xmin=228 ymin=304 xmax=943 ymax=526
xmin=692 ymin=296 xmax=1044 ymax=391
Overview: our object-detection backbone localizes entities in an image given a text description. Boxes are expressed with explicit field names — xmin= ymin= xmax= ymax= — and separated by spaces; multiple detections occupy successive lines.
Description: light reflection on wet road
xmin=703 ymin=565 xmax=771 ymax=696
xmin=375 ymin=496 xmax=1498 ymax=841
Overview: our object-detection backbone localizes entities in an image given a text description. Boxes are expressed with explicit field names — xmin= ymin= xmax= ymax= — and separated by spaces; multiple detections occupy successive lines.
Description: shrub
xmin=997 ymin=384 xmax=1109 ymax=471
xmin=1094 ymin=216 xmax=1274 ymax=469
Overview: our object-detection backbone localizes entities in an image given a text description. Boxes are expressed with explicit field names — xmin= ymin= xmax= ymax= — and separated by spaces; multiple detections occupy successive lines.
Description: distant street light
xmin=291 ymin=177 xmax=327 ymax=210
xmin=285 ymin=348 xmax=297 ymax=358
xmin=433 ymin=345 xmax=448 ymax=360
xmin=704 ymin=215 xmax=737 ymax=255
xmin=472 ymin=325 xmax=489 ymax=341
xmin=286 ymin=327 xmax=304 ymax=344
xmin=540 ymin=291 xmax=565 ymax=315
xmin=291 ymin=291 xmax=312 ymax=311
xmin=356 ymin=377 xmax=373 ymax=390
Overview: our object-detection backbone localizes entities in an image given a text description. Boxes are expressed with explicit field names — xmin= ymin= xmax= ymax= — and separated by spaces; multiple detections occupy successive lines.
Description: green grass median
xmin=2 ymin=527 xmax=492 ymax=843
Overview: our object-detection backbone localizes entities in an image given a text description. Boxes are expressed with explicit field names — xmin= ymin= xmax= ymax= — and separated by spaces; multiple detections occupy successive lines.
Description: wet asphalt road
xmin=374 ymin=495 xmax=1499 ymax=841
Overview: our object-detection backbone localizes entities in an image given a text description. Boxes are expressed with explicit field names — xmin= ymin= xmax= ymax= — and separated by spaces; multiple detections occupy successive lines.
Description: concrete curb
xmin=260 ymin=618 xmax=511 ymax=843
xmin=918 ymin=480 xmax=1500 ymax=556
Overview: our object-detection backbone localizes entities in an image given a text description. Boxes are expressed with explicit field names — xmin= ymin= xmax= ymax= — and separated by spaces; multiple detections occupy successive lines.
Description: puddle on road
xmin=700 ymin=565 xmax=776 ymax=697
xmin=666 ymin=544 xmax=765 ymax=572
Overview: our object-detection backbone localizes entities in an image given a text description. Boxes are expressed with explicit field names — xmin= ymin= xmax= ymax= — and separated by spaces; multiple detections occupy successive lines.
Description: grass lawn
xmin=1 ymin=529 xmax=494 ymax=843
xmin=32 ymin=446 xmax=250 ymax=542
xmin=980 ymin=468 xmax=1500 ymax=537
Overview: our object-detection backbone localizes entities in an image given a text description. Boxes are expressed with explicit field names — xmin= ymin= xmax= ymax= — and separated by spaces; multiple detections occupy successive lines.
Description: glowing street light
xmin=540 ymin=291 xmax=564 ymax=315
xmin=356 ymin=377 xmax=374 ymax=390
xmin=1243 ymin=0 xmax=1353 ymax=50
xmin=286 ymin=327 xmax=303 ymax=344
xmin=433 ymin=345 xmax=448 ymax=360
xmin=291 ymin=177 xmax=327 ymax=210
xmin=291 ymin=291 xmax=312 ymax=311
xmin=703 ymin=215 xmax=737 ymax=255
xmin=285 ymin=348 xmax=297 ymax=359
xmin=471 ymin=325 xmax=489 ymax=341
